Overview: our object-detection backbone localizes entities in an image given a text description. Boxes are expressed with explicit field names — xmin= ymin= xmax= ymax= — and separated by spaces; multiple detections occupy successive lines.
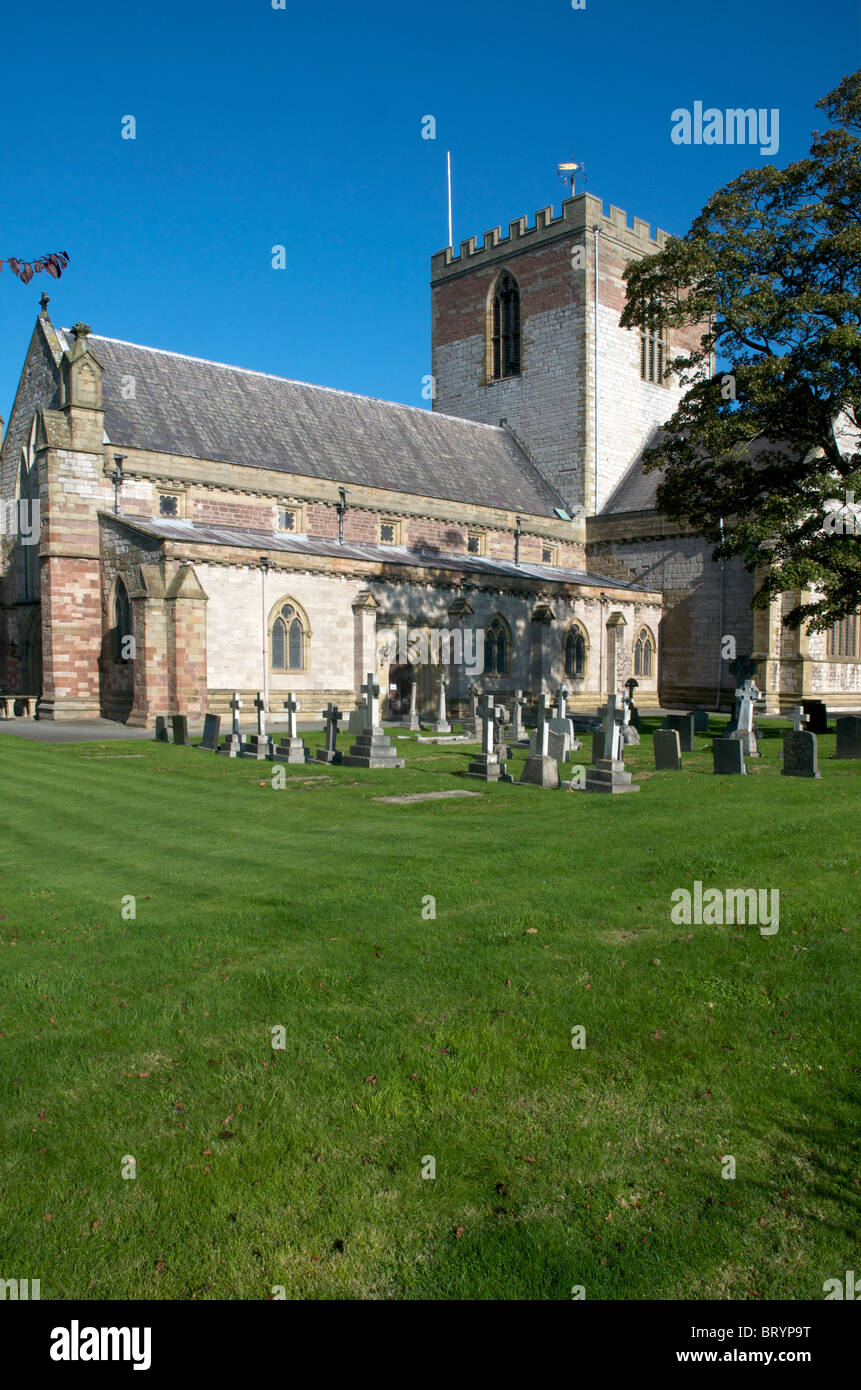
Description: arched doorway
xmin=22 ymin=608 xmax=42 ymax=695
xmin=387 ymin=663 xmax=411 ymax=717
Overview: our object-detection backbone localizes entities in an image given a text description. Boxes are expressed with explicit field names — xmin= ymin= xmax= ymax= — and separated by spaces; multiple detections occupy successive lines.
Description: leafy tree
xmin=1 ymin=250 xmax=69 ymax=285
xmin=621 ymin=72 xmax=860 ymax=631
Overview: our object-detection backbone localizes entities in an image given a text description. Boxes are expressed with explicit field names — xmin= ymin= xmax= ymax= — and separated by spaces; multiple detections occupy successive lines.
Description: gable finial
xmin=39 ymin=292 xmax=50 ymax=319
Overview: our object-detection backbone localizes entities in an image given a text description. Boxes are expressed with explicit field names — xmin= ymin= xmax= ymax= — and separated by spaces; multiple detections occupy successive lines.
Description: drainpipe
xmin=514 ymin=516 xmax=522 ymax=568
xmin=715 ymin=517 xmax=726 ymax=711
xmin=260 ymin=556 xmax=271 ymax=711
xmin=337 ymin=487 xmax=347 ymax=545
xmin=599 ymin=591 xmax=608 ymax=698
xmin=593 ymin=227 xmax=601 ymax=515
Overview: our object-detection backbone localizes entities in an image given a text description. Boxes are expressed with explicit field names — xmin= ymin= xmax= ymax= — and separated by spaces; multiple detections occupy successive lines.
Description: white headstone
xmin=283 ymin=692 xmax=300 ymax=740
xmin=361 ymin=672 xmax=381 ymax=730
xmin=255 ymin=691 xmax=266 ymax=736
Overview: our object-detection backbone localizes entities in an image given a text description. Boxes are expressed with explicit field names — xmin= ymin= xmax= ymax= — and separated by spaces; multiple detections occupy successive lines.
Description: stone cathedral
xmin=1 ymin=191 xmax=858 ymax=725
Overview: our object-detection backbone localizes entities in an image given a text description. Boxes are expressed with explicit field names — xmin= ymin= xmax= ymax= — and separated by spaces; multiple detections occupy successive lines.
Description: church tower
xmin=430 ymin=192 xmax=697 ymax=517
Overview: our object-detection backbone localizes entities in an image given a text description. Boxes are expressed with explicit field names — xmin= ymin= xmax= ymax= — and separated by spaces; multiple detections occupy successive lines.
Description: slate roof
xmin=108 ymin=516 xmax=650 ymax=593
xmin=601 ymin=454 xmax=660 ymax=515
xmin=57 ymin=330 xmax=567 ymax=518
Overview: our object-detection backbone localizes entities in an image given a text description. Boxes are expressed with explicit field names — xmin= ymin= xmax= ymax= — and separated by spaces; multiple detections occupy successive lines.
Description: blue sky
xmin=1 ymin=0 xmax=858 ymax=427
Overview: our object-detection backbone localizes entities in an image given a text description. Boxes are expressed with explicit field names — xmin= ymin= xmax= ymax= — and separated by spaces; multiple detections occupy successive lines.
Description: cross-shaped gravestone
xmin=792 ymin=705 xmax=809 ymax=733
xmin=512 ymin=688 xmax=527 ymax=740
xmin=361 ymin=672 xmax=380 ymax=729
xmin=323 ymin=701 xmax=342 ymax=755
xmin=283 ymin=692 xmax=300 ymax=739
xmin=467 ymin=683 xmax=479 ymax=719
xmin=728 ymin=677 xmax=762 ymax=756
xmin=534 ymin=694 xmax=550 ymax=757
xmin=230 ymin=692 xmax=242 ymax=736
xmin=735 ymin=679 xmax=761 ymax=734
xmin=479 ymin=693 xmax=497 ymax=758
xmin=555 ymin=685 xmax=570 ymax=720
xmin=254 ymin=690 xmax=266 ymax=736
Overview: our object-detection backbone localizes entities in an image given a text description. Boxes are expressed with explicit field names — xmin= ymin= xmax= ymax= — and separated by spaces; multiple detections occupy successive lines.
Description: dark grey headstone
xmin=653 ymin=728 xmax=682 ymax=771
xmin=155 ymin=716 xmax=169 ymax=742
xmin=802 ymin=699 xmax=828 ymax=734
xmin=689 ymin=708 xmax=709 ymax=732
xmin=662 ymin=714 xmax=695 ymax=752
xmin=713 ymin=737 xmax=746 ymax=775
xmin=171 ymin=715 xmax=189 ymax=746
xmin=629 ymin=705 xmax=641 ymax=732
xmin=725 ymin=697 xmax=742 ymax=736
xmin=592 ymin=728 xmax=607 ymax=763
xmin=835 ymin=716 xmax=861 ymax=760
xmin=200 ymin=713 xmax=221 ymax=751
xmin=782 ymin=730 xmax=820 ymax=778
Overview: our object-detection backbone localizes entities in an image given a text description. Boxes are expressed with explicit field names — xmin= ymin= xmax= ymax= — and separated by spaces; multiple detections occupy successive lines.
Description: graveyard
xmin=0 ymin=699 xmax=857 ymax=1301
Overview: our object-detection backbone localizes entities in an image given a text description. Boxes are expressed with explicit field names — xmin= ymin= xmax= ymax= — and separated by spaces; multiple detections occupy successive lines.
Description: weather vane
xmin=557 ymin=158 xmax=586 ymax=197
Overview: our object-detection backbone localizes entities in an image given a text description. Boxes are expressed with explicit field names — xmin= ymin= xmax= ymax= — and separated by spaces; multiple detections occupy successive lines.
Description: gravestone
xmin=782 ymin=730 xmax=820 ymax=778
xmin=620 ymin=691 xmax=640 ymax=746
xmin=343 ymin=673 xmax=405 ymax=768
xmin=430 ymin=676 xmax=451 ymax=734
xmin=511 ymin=689 xmax=528 ymax=743
xmin=407 ymin=677 xmax=421 ymax=731
xmin=802 ymin=699 xmax=828 ymax=734
xmin=155 ymin=716 xmax=169 ymax=743
xmin=624 ymin=677 xmax=640 ymax=731
xmin=348 ymin=708 xmax=367 ymax=735
xmin=243 ymin=691 xmax=275 ymax=759
xmin=835 ymin=715 xmax=861 ymax=760
xmin=171 ymin=715 xmax=188 ymax=745
xmin=585 ymin=695 xmax=640 ymax=793
xmin=713 ymin=737 xmax=746 ymax=775
xmin=467 ymin=694 xmax=511 ymax=781
xmin=727 ymin=677 xmax=762 ymax=757
xmin=218 ymin=691 xmax=245 ymax=757
xmin=272 ymin=692 xmax=308 ymax=763
xmin=662 ymin=713 xmax=695 ymax=753
xmin=199 ymin=713 xmax=222 ymax=751
xmin=493 ymin=705 xmax=511 ymax=762
xmin=460 ymin=683 xmax=480 ymax=739
xmin=316 ymin=702 xmax=343 ymax=764
xmin=689 ymin=708 xmax=709 ymax=732
xmin=548 ymin=729 xmax=571 ymax=764
xmin=519 ymin=695 xmax=559 ymax=788
xmin=555 ymin=684 xmax=570 ymax=720
xmin=653 ymin=728 xmax=682 ymax=771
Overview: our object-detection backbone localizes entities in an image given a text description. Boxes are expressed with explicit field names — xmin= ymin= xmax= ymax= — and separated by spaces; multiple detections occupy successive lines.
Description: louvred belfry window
xmin=491 ymin=273 xmax=521 ymax=380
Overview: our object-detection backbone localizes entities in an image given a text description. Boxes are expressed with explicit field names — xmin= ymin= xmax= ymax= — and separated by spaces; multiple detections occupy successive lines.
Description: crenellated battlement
xmin=431 ymin=192 xmax=673 ymax=279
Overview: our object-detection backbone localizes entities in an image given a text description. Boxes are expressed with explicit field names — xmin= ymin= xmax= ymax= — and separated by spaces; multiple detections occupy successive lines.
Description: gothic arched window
xmin=113 ymin=577 xmax=131 ymax=662
xmin=271 ymin=601 xmax=308 ymax=671
xmin=484 ymin=616 xmax=510 ymax=676
xmin=825 ymin=612 xmax=859 ymax=659
xmin=564 ymin=625 xmax=587 ymax=679
xmin=633 ymin=627 xmax=655 ymax=678
xmin=490 ymin=272 xmax=521 ymax=380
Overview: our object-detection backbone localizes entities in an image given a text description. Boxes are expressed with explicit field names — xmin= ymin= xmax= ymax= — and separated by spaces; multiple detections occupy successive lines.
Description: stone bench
xmin=0 ymin=694 xmax=38 ymax=719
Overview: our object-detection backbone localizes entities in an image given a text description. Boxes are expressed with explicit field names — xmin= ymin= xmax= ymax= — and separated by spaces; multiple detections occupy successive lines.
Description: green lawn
xmin=0 ymin=719 xmax=857 ymax=1300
